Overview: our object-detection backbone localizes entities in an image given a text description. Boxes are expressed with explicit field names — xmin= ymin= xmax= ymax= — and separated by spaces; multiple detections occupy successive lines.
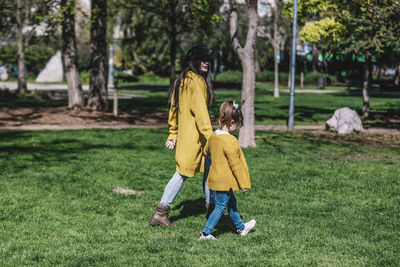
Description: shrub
xmin=80 ymin=71 xmax=90 ymax=85
xmin=279 ymin=72 xmax=289 ymax=83
xmin=0 ymin=45 xmax=56 ymax=75
xmin=256 ymin=70 xmax=274 ymax=82
xmin=303 ymin=72 xmax=325 ymax=84
xmin=138 ymin=73 xmax=168 ymax=83
xmin=216 ymin=70 xmax=242 ymax=83
xmin=115 ymin=72 xmax=139 ymax=82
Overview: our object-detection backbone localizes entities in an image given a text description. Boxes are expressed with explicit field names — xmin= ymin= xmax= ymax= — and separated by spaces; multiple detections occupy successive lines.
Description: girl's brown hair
xmin=218 ymin=101 xmax=243 ymax=129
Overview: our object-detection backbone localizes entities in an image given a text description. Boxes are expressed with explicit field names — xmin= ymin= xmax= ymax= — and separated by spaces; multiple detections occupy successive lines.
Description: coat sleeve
xmin=167 ymin=93 xmax=178 ymax=140
xmin=224 ymin=139 xmax=251 ymax=189
xmin=190 ymin=77 xmax=213 ymax=141
xmin=203 ymin=136 xmax=210 ymax=157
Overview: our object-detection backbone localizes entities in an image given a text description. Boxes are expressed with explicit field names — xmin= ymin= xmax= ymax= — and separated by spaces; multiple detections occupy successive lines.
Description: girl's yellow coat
xmin=204 ymin=132 xmax=251 ymax=191
xmin=167 ymin=71 xmax=213 ymax=177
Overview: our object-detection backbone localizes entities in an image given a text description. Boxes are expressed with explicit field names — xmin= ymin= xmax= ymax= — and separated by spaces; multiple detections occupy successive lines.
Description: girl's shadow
xmin=213 ymin=215 xmax=238 ymax=236
xmin=169 ymin=198 xmax=241 ymax=236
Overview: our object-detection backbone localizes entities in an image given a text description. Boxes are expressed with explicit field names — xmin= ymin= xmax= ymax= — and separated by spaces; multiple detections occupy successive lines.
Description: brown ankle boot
xmin=150 ymin=203 xmax=176 ymax=227
xmin=205 ymin=203 xmax=215 ymax=219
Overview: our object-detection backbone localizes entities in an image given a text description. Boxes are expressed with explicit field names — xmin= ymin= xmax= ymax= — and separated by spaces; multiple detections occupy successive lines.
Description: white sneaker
xmin=238 ymin=219 xmax=256 ymax=236
xmin=198 ymin=232 xmax=217 ymax=240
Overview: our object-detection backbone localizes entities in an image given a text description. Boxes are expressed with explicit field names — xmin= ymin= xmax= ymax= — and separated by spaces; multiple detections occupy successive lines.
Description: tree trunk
xmin=168 ymin=28 xmax=177 ymax=89
xmin=273 ymin=3 xmax=279 ymax=98
xmin=312 ymin=42 xmax=318 ymax=72
xmin=255 ymin=53 xmax=261 ymax=74
xmin=300 ymin=71 xmax=304 ymax=89
xmin=274 ymin=48 xmax=279 ymax=96
xmin=16 ymin=0 xmax=27 ymax=95
xmin=394 ymin=63 xmax=399 ymax=86
xmin=62 ymin=0 xmax=84 ymax=110
xmin=362 ymin=56 xmax=371 ymax=118
xmin=168 ymin=3 xmax=177 ymax=89
xmin=87 ymin=0 xmax=108 ymax=110
xmin=230 ymin=0 xmax=257 ymax=148
xmin=323 ymin=52 xmax=328 ymax=84
xmin=169 ymin=37 xmax=177 ymax=89
xmin=377 ymin=66 xmax=381 ymax=81
xmin=288 ymin=64 xmax=291 ymax=89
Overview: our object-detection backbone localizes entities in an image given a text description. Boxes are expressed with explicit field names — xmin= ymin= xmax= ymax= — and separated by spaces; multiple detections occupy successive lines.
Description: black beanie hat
xmin=186 ymin=46 xmax=211 ymax=62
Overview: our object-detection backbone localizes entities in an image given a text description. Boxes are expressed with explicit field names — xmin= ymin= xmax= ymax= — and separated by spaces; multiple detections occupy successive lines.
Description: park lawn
xmin=0 ymin=129 xmax=399 ymax=266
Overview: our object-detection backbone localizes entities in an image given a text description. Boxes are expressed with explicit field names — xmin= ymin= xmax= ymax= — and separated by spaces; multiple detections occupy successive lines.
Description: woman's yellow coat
xmin=167 ymin=71 xmax=213 ymax=177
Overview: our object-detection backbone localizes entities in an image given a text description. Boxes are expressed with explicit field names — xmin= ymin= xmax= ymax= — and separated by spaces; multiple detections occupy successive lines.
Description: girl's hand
xmin=242 ymin=189 xmax=247 ymax=193
xmin=165 ymin=139 xmax=176 ymax=150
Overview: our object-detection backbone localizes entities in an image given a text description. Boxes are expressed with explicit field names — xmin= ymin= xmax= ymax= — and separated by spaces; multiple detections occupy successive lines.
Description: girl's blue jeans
xmin=202 ymin=157 xmax=215 ymax=204
xmin=160 ymin=157 xmax=215 ymax=207
xmin=202 ymin=189 xmax=245 ymax=235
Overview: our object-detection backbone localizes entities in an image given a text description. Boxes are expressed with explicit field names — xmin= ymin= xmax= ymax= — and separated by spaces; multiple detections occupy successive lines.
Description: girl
xmin=150 ymin=46 xmax=216 ymax=227
xmin=198 ymin=101 xmax=256 ymax=240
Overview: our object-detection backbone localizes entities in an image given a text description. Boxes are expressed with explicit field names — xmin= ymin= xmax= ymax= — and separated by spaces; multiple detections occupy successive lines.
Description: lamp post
xmin=288 ymin=0 xmax=298 ymax=131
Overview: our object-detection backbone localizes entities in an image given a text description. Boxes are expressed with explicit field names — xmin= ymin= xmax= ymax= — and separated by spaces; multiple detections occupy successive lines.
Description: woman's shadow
xmin=169 ymin=197 xmax=204 ymax=221
xmin=169 ymin=197 xmax=238 ymax=235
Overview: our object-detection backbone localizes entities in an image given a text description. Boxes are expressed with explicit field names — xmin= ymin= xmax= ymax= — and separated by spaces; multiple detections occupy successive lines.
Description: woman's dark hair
xmin=218 ymin=101 xmax=243 ymax=129
xmin=169 ymin=46 xmax=215 ymax=110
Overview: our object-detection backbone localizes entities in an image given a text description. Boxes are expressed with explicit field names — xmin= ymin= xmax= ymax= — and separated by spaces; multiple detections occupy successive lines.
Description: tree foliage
xmin=300 ymin=17 xmax=345 ymax=44
xmin=108 ymin=0 xmax=221 ymax=77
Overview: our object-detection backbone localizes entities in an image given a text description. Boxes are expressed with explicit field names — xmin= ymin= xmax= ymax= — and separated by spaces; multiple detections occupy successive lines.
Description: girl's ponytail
xmin=218 ymin=101 xmax=243 ymax=129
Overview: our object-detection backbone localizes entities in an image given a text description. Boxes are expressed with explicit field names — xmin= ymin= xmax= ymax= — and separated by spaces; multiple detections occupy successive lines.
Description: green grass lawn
xmin=1 ymin=129 xmax=399 ymax=266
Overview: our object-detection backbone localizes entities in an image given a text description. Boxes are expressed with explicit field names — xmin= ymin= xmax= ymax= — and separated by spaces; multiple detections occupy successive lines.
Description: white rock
xmin=35 ymin=51 xmax=64 ymax=83
xmin=326 ymin=107 xmax=363 ymax=134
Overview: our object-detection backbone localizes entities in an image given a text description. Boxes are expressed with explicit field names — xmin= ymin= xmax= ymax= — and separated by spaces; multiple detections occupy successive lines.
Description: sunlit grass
xmin=0 ymin=129 xmax=399 ymax=265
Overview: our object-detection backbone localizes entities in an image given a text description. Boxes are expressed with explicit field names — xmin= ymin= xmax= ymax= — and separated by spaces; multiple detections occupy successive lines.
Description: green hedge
xmin=215 ymin=70 xmax=242 ymax=83
xmin=303 ymin=72 xmax=324 ymax=84
xmin=256 ymin=70 xmax=274 ymax=82
xmin=0 ymin=45 xmax=56 ymax=75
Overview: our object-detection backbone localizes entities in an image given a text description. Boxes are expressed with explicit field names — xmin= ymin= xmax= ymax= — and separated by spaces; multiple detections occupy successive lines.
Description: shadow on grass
xmin=116 ymin=96 xmax=169 ymax=113
xmin=255 ymin=105 xmax=335 ymax=123
xmin=213 ymin=215 xmax=239 ymax=236
xmin=170 ymin=197 xmax=204 ymax=222
xmin=0 ymin=96 xmax=67 ymax=108
xmin=0 ymin=131 xmax=152 ymax=164
xmin=170 ymin=197 xmax=245 ymax=236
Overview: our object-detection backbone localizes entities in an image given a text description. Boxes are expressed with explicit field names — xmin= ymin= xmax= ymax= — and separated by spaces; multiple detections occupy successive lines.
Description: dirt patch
xmin=300 ymin=131 xmax=400 ymax=149
xmin=114 ymin=187 xmax=144 ymax=195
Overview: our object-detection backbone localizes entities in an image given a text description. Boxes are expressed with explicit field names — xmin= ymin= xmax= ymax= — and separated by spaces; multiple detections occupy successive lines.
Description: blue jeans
xmin=160 ymin=157 xmax=215 ymax=207
xmin=203 ymin=157 xmax=215 ymax=204
xmin=202 ymin=189 xmax=245 ymax=235
xmin=160 ymin=171 xmax=186 ymax=207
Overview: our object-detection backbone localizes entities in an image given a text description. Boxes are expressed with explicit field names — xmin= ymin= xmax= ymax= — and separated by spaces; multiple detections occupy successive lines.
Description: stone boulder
xmin=325 ymin=107 xmax=363 ymax=134
xmin=35 ymin=51 xmax=64 ymax=83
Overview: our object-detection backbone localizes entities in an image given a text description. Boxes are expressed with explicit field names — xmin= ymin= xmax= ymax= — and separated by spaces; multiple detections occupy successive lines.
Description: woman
xmin=150 ymin=46 xmax=216 ymax=227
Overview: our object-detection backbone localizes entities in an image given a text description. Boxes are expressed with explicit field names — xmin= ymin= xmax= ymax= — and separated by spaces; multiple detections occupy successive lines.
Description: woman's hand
xmin=165 ymin=139 xmax=176 ymax=150
xmin=242 ymin=189 xmax=247 ymax=193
